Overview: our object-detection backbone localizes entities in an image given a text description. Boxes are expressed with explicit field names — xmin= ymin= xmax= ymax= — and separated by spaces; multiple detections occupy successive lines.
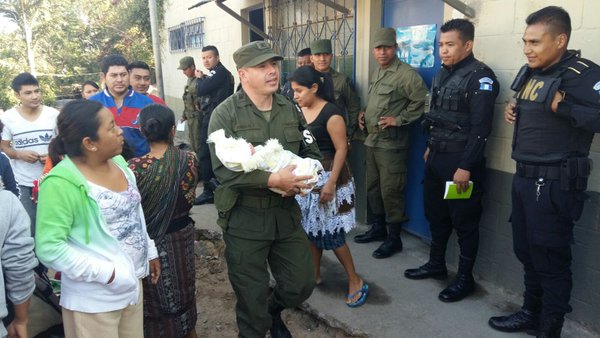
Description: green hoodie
xmin=35 ymin=155 xmax=157 ymax=313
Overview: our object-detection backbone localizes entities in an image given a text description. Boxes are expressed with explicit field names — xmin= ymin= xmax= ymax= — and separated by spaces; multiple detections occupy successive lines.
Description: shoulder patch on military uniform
xmin=479 ymin=77 xmax=494 ymax=91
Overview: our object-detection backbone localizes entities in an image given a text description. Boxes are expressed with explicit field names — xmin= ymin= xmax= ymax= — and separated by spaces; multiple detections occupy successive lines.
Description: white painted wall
xmin=160 ymin=0 xmax=261 ymax=115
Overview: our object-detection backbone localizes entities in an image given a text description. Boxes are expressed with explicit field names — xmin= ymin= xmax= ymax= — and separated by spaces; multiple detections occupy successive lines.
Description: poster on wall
xmin=396 ymin=24 xmax=437 ymax=68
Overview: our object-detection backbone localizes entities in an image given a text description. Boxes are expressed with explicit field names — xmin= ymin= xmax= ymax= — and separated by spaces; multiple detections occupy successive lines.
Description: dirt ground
xmin=194 ymin=237 xmax=352 ymax=338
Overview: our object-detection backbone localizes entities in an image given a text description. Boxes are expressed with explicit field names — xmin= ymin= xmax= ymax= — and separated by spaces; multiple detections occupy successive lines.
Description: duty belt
xmin=238 ymin=194 xmax=295 ymax=209
xmin=366 ymin=124 xmax=381 ymax=133
xmin=366 ymin=124 xmax=399 ymax=134
xmin=516 ymin=162 xmax=561 ymax=180
xmin=428 ymin=140 xmax=466 ymax=153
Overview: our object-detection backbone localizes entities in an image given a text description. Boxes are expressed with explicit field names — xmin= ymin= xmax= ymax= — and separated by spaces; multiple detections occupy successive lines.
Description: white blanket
xmin=207 ymin=129 xmax=323 ymax=195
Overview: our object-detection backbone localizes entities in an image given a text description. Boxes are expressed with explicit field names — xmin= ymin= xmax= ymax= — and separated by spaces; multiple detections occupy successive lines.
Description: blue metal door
xmin=383 ymin=0 xmax=444 ymax=240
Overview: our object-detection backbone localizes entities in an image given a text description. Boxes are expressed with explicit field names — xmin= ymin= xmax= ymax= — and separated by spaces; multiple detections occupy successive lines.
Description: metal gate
xmin=264 ymin=0 xmax=356 ymax=82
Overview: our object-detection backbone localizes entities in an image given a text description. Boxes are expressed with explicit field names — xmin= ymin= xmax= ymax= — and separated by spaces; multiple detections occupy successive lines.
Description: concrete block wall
xmin=444 ymin=0 xmax=600 ymax=330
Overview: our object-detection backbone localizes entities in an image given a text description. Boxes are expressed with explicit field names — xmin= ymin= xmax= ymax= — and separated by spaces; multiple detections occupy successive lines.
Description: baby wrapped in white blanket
xmin=207 ymin=129 xmax=323 ymax=195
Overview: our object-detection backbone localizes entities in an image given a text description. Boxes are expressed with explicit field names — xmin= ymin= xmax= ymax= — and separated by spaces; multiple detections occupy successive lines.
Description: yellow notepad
xmin=444 ymin=181 xmax=474 ymax=200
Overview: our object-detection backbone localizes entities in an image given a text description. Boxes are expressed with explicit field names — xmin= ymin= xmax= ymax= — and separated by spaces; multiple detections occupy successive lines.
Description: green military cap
xmin=310 ymin=39 xmax=332 ymax=54
xmin=178 ymin=56 xmax=195 ymax=70
xmin=233 ymin=41 xmax=283 ymax=68
xmin=372 ymin=27 xmax=397 ymax=47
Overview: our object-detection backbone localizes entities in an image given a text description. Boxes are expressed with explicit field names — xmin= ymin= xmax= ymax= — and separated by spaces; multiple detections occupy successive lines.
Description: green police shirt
xmin=328 ymin=69 xmax=361 ymax=139
xmin=208 ymin=90 xmax=321 ymax=191
xmin=364 ymin=57 xmax=428 ymax=149
xmin=183 ymin=77 xmax=201 ymax=119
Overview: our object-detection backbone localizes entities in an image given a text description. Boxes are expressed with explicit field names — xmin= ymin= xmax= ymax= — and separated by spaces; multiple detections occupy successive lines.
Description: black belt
xmin=238 ymin=194 xmax=295 ymax=209
xmin=515 ymin=162 xmax=561 ymax=180
xmin=428 ymin=140 xmax=466 ymax=153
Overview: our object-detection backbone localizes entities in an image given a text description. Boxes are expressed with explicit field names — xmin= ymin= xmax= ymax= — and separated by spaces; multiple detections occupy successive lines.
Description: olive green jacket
xmin=328 ymin=69 xmax=361 ymax=139
xmin=182 ymin=76 xmax=200 ymax=119
xmin=364 ymin=57 xmax=428 ymax=149
xmin=208 ymin=90 xmax=321 ymax=191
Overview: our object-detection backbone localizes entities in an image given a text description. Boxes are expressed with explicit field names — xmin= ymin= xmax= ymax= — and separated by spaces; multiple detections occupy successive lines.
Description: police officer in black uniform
xmin=403 ymin=19 xmax=499 ymax=302
xmin=194 ymin=45 xmax=234 ymax=205
xmin=488 ymin=7 xmax=600 ymax=337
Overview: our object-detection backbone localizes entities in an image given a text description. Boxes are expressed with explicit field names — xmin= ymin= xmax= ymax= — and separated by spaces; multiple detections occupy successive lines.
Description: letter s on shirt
xmin=303 ymin=129 xmax=314 ymax=144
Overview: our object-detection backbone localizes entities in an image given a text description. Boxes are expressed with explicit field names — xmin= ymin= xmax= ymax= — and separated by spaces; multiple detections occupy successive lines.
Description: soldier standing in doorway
xmin=353 ymin=28 xmax=428 ymax=259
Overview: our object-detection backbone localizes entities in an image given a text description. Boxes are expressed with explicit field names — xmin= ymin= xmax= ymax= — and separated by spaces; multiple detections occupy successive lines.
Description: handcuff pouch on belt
xmin=560 ymin=157 xmax=592 ymax=192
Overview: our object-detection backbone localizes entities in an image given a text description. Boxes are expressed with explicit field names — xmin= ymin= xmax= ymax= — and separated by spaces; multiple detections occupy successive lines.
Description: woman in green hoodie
xmin=35 ymin=100 xmax=160 ymax=338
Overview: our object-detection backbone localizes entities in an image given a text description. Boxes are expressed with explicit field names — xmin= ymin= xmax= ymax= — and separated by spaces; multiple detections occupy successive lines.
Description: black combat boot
xmin=438 ymin=256 xmax=476 ymax=302
xmin=372 ymin=228 xmax=403 ymax=259
xmin=537 ymin=316 xmax=563 ymax=338
xmin=404 ymin=261 xmax=448 ymax=280
xmin=489 ymin=294 xmax=541 ymax=333
xmin=405 ymin=242 xmax=447 ymax=279
xmin=354 ymin=215 xmax=387 ymax=243
xmin=194 ymin=178 xmax=219 ymax=205
xmin=438 ymin=273 xmax=475 ymax=302
xmin=270 ymin=311 xmax=292 ymax=338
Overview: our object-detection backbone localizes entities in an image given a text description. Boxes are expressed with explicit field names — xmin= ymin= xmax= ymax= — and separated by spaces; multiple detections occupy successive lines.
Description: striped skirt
xmin=143 ymin=223 xmax=197 ymax=338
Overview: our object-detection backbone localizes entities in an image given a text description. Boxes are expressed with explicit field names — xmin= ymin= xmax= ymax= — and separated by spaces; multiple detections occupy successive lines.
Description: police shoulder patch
xmin=593 ymin=81 xmax=600 ymax=91
xmin=479 ymin=77 xmax=494 ymax=84
xmin=479 ymin=77 xmax=494 ymax=91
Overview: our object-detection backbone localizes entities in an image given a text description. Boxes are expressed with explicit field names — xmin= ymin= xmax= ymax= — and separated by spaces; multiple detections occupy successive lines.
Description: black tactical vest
xmin=512 ymin=55 xmax=592 ymax=163
xmin=199 ymin=63 xmax=235 ymax=115
xmin=425 ymin=60 xmax=489 ymax=142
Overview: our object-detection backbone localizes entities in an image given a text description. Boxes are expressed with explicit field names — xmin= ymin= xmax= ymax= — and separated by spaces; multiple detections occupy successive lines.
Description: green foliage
xmin=0 ymin=0 xmax=165 ymax=110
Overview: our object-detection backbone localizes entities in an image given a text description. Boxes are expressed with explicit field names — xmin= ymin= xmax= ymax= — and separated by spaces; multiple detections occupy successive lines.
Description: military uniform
xmin=330 ymin=69 xmax=361 ymax=139
xmin=405 ymin=53 xmax=499 ymax=301
xmin=208 ymin=41 xmax=321 ymax=338
xmin=311 ymin=39 xmax=362 ymax=140
xmin=354 ymin=28 xmax=428 ymax=259
xmin=179 ymin=57 xmax=201 ymax=154
xmin=488 ymin=50 xmax=600 ymax=335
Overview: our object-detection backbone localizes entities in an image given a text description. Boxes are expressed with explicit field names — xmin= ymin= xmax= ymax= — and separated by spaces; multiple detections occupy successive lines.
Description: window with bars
xmin=265 ymin=0 xmax=355 ymax=81
xmin=168 ymin=17 xmax=206 ymax=53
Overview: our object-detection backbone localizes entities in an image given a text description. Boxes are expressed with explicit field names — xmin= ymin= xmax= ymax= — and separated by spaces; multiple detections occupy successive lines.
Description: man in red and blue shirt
xmin=90 ymin=55 xmax=153 ymax=157
xmin=128 ymin=61 xmax=167 ymax=106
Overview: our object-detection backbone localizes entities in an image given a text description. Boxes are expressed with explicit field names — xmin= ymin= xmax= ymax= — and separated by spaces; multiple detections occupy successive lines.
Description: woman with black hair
xmin=128 ymin=104 xmax=199 ymax=338
xmin=289 ymin=66 xmax=368 ymax=307
xmin=35 ymin=99 xmax=160 ymax=338
xmin=81 ymin=81 xmax=100 ymax=100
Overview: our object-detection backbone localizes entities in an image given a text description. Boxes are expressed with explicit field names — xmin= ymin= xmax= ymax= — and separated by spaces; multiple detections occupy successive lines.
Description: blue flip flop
xmin=346 ymin=283 xmax=369 ymax=308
